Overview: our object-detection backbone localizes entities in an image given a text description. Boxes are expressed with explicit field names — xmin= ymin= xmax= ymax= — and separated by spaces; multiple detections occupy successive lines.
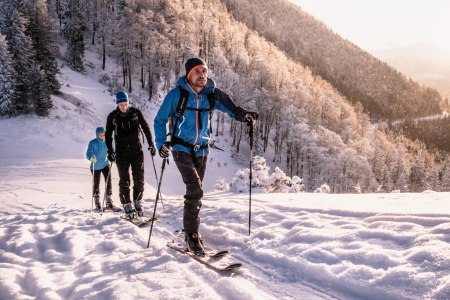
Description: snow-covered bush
xmin=314 ymin=183 xmax=330 ymax=193
xmin=290 ymin=176 xmax=304 ymax=192
xmin=227 ymin=156 xmax=304 ymax=193
xmin=353 ymin=183 xmax=362 ymax=194
xmin=214 ymin=177 xmax=230 ymax=191
xmin=266 ymin=167 xmax=292 ymax=193
xmin=229 ymin=168 xmax=250 ymax=192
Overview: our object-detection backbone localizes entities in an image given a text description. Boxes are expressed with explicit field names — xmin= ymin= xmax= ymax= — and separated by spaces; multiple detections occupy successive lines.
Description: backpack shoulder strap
xmin=177 ymin=86 xmax=189 ymax=118
xmin=175 ymin=86 xmax=216 ymax=133
xmin=206 ymin=92 xmax=216 ymax=134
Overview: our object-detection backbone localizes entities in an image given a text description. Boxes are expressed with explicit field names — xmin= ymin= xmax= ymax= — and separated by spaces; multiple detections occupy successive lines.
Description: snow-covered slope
xmin=1 ymin=63 xmax=450 ymax=300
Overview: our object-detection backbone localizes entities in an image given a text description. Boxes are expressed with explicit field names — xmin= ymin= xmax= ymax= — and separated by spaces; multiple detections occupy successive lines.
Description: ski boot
xmin=93 ymin=194 xmax=101 ymax=210
xmin=104 ymin=195 xmax=122 ymax=212
xmin=134 ymin=199 xmax=144 ymax=217
xmin=105 ymin=194 xmax=114 ymax=209
xmin=185 ymin=232 xmax=205 ymax=257
xmin=123 ymin=203 xmax=136 ymax=219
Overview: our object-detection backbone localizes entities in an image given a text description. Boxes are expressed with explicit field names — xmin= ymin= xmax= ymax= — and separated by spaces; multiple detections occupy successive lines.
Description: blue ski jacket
xmin=86 ymin=127 xmax=110 ymax=170
xmin=154 ymin=76 xmax=248 ymax=156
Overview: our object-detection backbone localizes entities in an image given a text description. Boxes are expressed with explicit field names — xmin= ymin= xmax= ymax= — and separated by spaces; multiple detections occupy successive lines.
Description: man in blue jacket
xmin=154 ymin=57 xmax=258 ymax=256
xmin=86 ymin=127 xmax=117 ymax=210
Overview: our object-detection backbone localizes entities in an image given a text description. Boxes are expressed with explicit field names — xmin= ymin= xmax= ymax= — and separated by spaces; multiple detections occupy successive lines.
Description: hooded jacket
xmin=154 ymin=76 xmax=248 ymax=156
xmin=86 ymin=127 xmax=109 ymax=170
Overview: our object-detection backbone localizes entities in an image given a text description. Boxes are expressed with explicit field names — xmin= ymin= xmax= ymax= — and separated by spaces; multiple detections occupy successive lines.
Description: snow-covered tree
xmin=0 ymin=35 xmax=16 ymax=116
xmin=0 ymin=1 xmax=36 ymax=114
xmin=26 ymin=0 xmax=60 ymax=93
xmin=409 ymin=158 xmax=426 ymax=192
xmin=426 ymin=168 xmax=440 ymax=192
xmin=62 ymin=0 xmax=86 ymax=72
xmin=33 ymin=69 xmax=52 ymax=116
xmin=440 ymin=159 xmax=450 ymax=192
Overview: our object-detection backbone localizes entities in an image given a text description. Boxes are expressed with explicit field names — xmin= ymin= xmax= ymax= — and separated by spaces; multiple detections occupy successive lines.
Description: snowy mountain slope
xmin=1 ymin=57 xmax=450 ymax=300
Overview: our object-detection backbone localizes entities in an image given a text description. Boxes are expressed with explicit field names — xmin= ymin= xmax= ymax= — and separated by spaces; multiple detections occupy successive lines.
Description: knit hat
xmin=115 ymin=91 xmax=129 ymax=104
xmin=185 ymin=58 xmax=207 ymax=80
xmin=96 ymin=127 xmax=105 ymax=138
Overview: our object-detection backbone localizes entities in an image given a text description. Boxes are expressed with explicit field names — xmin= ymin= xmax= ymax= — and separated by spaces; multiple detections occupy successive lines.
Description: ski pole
xmin=101 ymin=161 xmax=114 ymax=212
xmin=151 ymin=154 xmax=165 ymax=211
xmin=147 ymin=158 xmax=168 ymax=248
xmin=248 ymin=121 xmax=254 ymax=236
xmin=91 ymin=161 xmax=95 ymax=213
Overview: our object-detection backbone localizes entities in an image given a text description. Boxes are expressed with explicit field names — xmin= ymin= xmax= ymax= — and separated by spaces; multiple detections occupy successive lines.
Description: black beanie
xmin=185 ymin=57 xmax=207 ymax=79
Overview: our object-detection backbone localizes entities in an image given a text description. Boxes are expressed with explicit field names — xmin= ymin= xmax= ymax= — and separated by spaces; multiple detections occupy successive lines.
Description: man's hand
xmin=159 ymin=145 xmax=171 ymax=159
xmin=107 ymin=153 xmax=116 ymax=162
xmin=148 ymin=145 xmax=156 ymax=156
xmin=90 ymin=156 xmax=97 ymax=164
xmin=245 ymin=112 xmax=259 ymax=124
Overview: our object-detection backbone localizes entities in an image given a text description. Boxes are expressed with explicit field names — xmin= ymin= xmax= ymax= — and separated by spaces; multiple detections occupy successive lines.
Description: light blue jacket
xmin=154 ymin=76 xmax=248 ymax=156
xmin=86 ymin=127 xmax=109 ymax=170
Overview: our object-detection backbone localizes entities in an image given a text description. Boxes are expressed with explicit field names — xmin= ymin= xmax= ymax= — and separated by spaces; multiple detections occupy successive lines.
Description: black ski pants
xmin=90 ymin=165 xmax=112 ymax=196
xmin=172 ymin=151 xmax=207 ymax=234
xmin=116 ymin=148 xmax=145 ymax=204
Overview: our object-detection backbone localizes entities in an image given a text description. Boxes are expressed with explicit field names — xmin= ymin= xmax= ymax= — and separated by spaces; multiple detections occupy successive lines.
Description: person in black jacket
xmin=105 ymin=91 xmax=156 ymax=218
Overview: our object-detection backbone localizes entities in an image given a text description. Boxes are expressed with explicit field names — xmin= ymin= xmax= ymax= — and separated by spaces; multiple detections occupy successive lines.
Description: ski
xmin=167 ymin=241 xmax=242 ymax=272
xmin=120 ymin=215 xmax=155 ymax=228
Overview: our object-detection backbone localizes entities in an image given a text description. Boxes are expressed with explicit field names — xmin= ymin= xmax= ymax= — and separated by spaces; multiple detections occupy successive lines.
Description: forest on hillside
xmin=221 ymin=0 xmax=447 ymax=121
xmin=2 ymin=0 xmax=450 ymax=193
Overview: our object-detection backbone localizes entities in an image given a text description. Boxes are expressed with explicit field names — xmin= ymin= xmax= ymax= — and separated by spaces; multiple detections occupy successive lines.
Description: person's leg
xmin=116 ymin=154 xmax=131 ymax=205
xmin=195 ymin=155 xmax=208 ymax=182
xmin=91 ymin=168 xmax=102 ymax=208
xmin=102 ymin=165 xmax=112 ymax=196
xmin=102 ymin=166 xmax=114 ymax=206
xmin=172 ymin=151 xmax=205 ymax=234
xmin=130 ymin=150 xmax=144 ymax=216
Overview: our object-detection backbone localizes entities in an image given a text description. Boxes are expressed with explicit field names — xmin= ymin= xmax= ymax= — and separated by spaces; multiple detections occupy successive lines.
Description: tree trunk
xmin=102 ymin=34 xmax=105 ymax=70
xmin=128 ymin=59 xmax=132 ymax=93
xmin=235 ymin=123 xmax=243 ymax=153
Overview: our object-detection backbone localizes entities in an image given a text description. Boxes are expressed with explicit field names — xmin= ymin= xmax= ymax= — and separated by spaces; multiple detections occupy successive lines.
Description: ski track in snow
xmin=1 ymin=187 xmax=450 ymax=299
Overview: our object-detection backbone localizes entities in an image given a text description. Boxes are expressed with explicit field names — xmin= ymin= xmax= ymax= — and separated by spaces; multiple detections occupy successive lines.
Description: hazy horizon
xmin=291 ymin=0 xmax=450 ymax=54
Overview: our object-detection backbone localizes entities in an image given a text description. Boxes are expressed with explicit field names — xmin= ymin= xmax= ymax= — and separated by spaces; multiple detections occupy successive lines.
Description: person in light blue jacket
xmin=86 ymin=127 xmax=115 ymax=210
xmin=154 ymin=57 xmax=258 ymax=256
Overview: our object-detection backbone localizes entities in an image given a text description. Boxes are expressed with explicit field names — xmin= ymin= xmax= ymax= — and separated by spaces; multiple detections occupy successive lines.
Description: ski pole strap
xmin=170 ymin=136 xmax=209 ymax=167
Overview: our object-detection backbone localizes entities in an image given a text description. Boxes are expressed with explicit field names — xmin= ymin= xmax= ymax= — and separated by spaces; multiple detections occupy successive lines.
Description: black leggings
xmin=90 ymin=165 xmax=112 ymax=196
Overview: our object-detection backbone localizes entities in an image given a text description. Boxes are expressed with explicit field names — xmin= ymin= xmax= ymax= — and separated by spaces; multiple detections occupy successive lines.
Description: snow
xmin=1 ymin=63 xmax=450 ymax=300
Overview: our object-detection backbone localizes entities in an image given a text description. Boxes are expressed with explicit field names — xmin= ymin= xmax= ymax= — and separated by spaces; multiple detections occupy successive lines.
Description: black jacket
xmin=105 ymin=107 xmax=153 ymax=154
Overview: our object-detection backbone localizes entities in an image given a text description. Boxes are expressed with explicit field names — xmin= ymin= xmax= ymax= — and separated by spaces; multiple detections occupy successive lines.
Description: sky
xmin=0 ymin=62 xmax=449 ymax=299
xmin=290 ymin=0 xmax=450 ymax=51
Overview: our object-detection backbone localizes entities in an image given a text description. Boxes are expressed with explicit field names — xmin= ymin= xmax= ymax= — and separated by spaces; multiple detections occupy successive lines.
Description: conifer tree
xmin=0 ymin=35 xmax=17 ymax=116
xmin=26 ymin=0 xmax=60 ymax=93
xmin=62 ymin=0 xmax=86 ymax=72
xmin=33 ymin=69 xmax=52 ymax=116
xmin=0 ymin=0 xmax=36 ymax=114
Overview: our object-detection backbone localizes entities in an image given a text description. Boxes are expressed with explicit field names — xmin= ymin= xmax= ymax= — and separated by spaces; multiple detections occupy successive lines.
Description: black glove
xmin=107 ymin=152 xmax=116 ymax=162
xmin=148 ymin=145 xmax=156 ymax=156
xmin=245 ymin=112 xmax=259 ymax=124
xmin=159 ymin=145 xmax=170 ymax=159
